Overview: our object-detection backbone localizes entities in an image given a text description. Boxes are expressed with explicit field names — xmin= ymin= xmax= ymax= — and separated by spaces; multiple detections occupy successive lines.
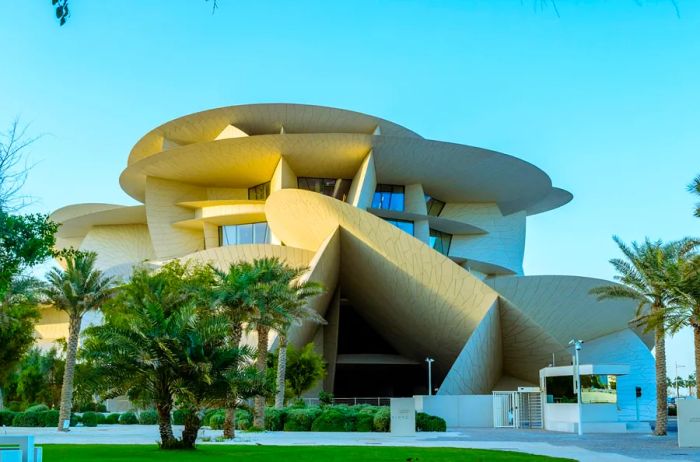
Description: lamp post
xmin=425 ymin=357 xmax=435 ymax=395
xmin=675 ymin=362 xmax=686 ymax=398
xmin=569 ymin=339 xmax=584 ymax=436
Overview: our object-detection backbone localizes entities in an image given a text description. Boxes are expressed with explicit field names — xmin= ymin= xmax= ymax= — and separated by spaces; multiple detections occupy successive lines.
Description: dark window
xmin=372 ymin=184 xmax=405 ymax=211
xmin=297 ymin=177 xmax=352 ymax=202
xmin=545 ymin=374 xmax=618 ymax=404
xmin=425 ymin=195 xmax=445 ymax=216
xmin=384 ymin=219 xmax=414 ymax=236
xmin=429 ymin=229 xmax=452 ymax=255
xmin=248 ymin=182 xmax=271 ymax=200
xmin=545 ymin=376 xmax=576 ymax=404
xmin=219 ymin=222 xmax=270 ymax=246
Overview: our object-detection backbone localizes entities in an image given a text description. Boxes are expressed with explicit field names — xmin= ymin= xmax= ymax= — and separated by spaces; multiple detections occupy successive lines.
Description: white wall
xmin=578 ymin=329 xmax=656 ymax=422
xmin=415 ymin=395 xmax=493 ymax=428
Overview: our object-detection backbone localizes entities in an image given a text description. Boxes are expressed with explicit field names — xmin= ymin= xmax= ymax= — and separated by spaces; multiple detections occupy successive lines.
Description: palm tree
xmin=43 ymin=250 xmax=114 ymax=432
xmin=665 ymin=252 xmax=700 ymax=398
xmin=686 ymin=373 xmax=696 ymax=397
xmin=212 ymin=262 xmax=257 ymax=438
xmin=245 ymin=257 xmax=307 ymax=428
xmin=273 ymin=275 xmax=324 ymax=409
xmin=689 ymin=174 xmax=700 ymax=218
xmin=590 ymin=237 xmax=695 ymax=436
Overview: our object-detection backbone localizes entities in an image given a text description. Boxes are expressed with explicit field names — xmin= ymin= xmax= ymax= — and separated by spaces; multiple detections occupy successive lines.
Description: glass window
xmin=429 ymin=229 xmax=452 ymax=255
xmin=425 ymin=195 xmax=445 ymax=216
xmin=372 ymin=184 xmax=405 ymax=211
xmin=545 ymin=374 xmax=618 ymax=404
xmin=219 ymin=222 xmax=270 ymax=246
xmin=248 ymin=182 xmax=271 ymax=200
xmin=581 ymin=374 xmax=617 ymax=404
xmin=384 ymin=219 xmax=414 ymax=236
xmin=297 ymin=177 xmax=352 ymax=202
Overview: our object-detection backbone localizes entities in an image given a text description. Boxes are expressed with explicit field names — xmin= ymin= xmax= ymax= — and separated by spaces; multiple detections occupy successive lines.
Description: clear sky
xmin=1 ymin=1 xmax=698 ymax=379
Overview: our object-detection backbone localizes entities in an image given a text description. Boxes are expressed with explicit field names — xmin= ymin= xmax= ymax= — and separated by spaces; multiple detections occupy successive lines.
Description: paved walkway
xmin=1 ymin=425 xmax=698 ymax=462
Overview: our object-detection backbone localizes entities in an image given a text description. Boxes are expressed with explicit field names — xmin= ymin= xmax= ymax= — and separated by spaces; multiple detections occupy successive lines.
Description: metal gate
xmin=517 ymin=392 xmax=543 ymax=429
xmin=493 ymin=390 xmax=543 ymax=429
xmin=493 ymin=391 xmax=518 ymax=427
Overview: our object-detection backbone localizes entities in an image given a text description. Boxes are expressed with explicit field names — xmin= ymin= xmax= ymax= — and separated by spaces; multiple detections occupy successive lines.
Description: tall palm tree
xmin=689 ymin=174 xmax=700 ymax=218
xmin=212 ymin=261 xmax=257 ymax=438
xmin=590 ymin=237 xmax=694 ymax=436
xmin=666 ymin=252 xmax=700 ymax=398
xmin=245 ymin=257 xmax=305 ymax=428
xmin=43 ymin=250 xmax=114 ymax=432
xmin=274 ymin=276 xmax=324 ymax=408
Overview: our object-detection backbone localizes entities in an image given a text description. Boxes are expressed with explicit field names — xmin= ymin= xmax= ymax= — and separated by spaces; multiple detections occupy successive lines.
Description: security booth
xmin=540 ymin=364 xmax=632 ymax=433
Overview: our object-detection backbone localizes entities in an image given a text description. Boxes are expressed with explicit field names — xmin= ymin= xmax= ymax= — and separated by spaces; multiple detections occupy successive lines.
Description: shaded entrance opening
xmin=332 ymin=296 xmax=428 ymax=397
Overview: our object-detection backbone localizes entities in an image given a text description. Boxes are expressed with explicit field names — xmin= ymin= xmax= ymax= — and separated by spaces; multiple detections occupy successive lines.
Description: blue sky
xmin=2 ymin=1 xmax=698 ymax=378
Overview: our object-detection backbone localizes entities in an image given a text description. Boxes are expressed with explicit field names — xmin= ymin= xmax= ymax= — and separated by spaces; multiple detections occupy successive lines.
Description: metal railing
xmin=302 ymin=397 xmax=390 ymax=406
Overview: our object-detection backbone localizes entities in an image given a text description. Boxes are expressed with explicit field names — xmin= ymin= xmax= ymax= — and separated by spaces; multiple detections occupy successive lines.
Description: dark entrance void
xmin=332 ymin=296 xmax=428 ymax=397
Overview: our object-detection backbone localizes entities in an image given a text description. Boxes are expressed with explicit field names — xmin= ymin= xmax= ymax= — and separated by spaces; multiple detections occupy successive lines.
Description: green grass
xmin=42 ymin=444 xmax=574 ymax=461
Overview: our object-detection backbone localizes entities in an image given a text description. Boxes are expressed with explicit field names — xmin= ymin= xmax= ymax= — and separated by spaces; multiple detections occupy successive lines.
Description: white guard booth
xmin=678 ymin=399 xmax=700 ymax=448
xmin=540 ymin=363 xmax=647 ymax=433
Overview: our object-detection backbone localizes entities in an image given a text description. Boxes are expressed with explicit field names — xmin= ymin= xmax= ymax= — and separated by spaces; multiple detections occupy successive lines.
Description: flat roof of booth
xmin=540 ymin=364 xmax=630 ymax=378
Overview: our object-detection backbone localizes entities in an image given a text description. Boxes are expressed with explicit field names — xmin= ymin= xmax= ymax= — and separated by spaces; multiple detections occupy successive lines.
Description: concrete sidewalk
xmin=1 ymin=425 xmax=697 ymax=462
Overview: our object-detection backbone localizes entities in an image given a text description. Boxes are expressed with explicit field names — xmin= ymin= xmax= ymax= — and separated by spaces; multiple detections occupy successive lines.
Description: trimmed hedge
xmin=209 ymin=413 xmax=225 ymax=430
xmin=283 ymin=408 xmax=321 ymax=431
xmin=311 ymin=407 xmax=355 ymax=432
xmin=25 ymin=404 xmax=49 ymax=413
xmin=12 ymin=412 xmax=41 ymax=427
xmin=0 ymin=410 xmax=16 ymax=426
xmin=41 ymin=410 xmax=59 ymax=427
xmin=118 ymin=411 xmax=139 ymax=425
xmin=265 ymin=408 xmax=286 ymax=431
xmin=82 ymin=411 xmax=99 ymax=427
xmin=236 ymin=409 xmax=252 ymax=430
xmin=416 ymin=412 xmax=446 ymax=432
xmin=105 ymin=413 xmax=120 ymax=424
xmin=96 ymin=413 xmax=106 ymax=425
xmin=373 ymin=407 xmax=390 ymax=432
xmin=355 ymin=412 xmax=374 ymax=432
xmin=138 ymin=410 xmax=158 ymax=425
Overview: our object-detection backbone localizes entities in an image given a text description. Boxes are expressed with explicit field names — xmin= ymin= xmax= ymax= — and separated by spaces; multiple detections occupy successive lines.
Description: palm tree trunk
xmin=694 ymin=320 xmax=700 ymax=399
xmin=654 ymin=322 xmax=668 ymax=436
xmin=181 ymin=410 xmax=201 ymax=449
xmin=223 ymin=321 xmax=243 ymax=438
xmin=253 ymin=325 xmax=269 ymax=428
xmin=57 ymin=314 xmax=81 ymax=432
xmin=275 ymin=333 xmax=288 ymax=409
xmin=223 ymin=406 xmax=236 ymax=439
xmin=156 ymin=403 xmax=176 ymax=447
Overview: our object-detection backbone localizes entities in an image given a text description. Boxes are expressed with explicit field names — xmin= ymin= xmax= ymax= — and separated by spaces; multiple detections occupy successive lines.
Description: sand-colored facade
xmin=46 ymin=104 xmax=654 ymax=419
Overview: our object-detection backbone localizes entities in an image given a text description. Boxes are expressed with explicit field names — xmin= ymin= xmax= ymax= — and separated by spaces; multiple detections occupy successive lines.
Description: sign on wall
xmin=390 ymin=398 xmax=416 ymax=435
xmin=678 ymin=399 xmax=700 ymax=448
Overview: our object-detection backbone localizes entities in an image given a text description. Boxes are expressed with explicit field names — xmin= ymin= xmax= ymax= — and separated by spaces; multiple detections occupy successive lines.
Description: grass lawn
xmin=42 ymin=445 xmax=574 ymax=461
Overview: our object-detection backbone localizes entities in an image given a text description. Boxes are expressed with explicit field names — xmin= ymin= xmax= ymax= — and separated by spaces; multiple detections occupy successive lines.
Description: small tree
xmin=285 ymin=343 xmax=326 ymax=399
xmin=43 ymin=250 xmax=114 ymax=432
xmin=689 ymin=174 xmax=700 ymax=218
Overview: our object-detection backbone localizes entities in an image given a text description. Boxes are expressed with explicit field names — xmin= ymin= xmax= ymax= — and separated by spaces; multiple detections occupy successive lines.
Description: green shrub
xmin=118 ymin=411 xmax=138 ymax=425
xmin=12 ymin=412 xmax=41 ymax=427
xmin=138 ymin=410 xmax=158 ymax=425
xmin=283 ymin=407 xmax=321 ymax=431
xmin=265 ymin=408 xmax=286 ymax=431
xmin=70 ymin=413 xmax=81 ymax=427
xmin=355 ymin=412 xmax=374 ymax=432
xmin=319 ymin=391 xmax=334 ymax=406
xmin=311 ymin=407 xmax=355 ymax=432
xmin=96 ymin=403 xmax=107 ymax=412
xmin=373 ymin=407 xmax=390 ymax=432
xmin=105 ymin=413 xmax=120 ymax=424
xmin=236 ymin=408 xmax=252 ymax=430
xmin=0 ymin=410 xmax=16 ymax=426
xmin=82 ymin=412 xmax=99 ymax=427
xmin=202 ymin=408 xmax=223 ymax=427
xmin=415 ymin=412 xmax=446 ymax=432
xmin=96 ymin=413 xmax=106 ymax=425
xmin=41 ymin=410 xmax=59 ymax=427
xmin=25 ymin=404 xmax=49 ymax=413
xmin=209 ymin=413 xmax=225 ymax=430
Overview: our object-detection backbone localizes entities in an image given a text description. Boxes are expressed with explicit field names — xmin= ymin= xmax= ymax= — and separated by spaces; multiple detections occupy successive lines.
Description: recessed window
xmin=248 ymin=182 xmax=271 ymax=200
xmin=429 ymin=229 xmax=452 ymax=255
xmin=545 ymin=374 xmax=618 ymax=404
xmin=425 ymin=195 xmax=445 ymax=216
xmin=372 ymin=184 xmax=405 ymax=211
xmin=219 ymin=222 xmax=270 ymax=246
xmin=384 ymin=219 xmax=413 ymax=236
xmin=297 ymin=177 xmax=352 ymax=202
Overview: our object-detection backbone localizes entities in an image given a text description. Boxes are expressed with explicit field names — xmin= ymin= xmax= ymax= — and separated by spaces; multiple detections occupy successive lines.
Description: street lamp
xmin=425 ymin=357 xmax=435 ymax=396
xmin=569 ymin=339 xmax=584 ymax=436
